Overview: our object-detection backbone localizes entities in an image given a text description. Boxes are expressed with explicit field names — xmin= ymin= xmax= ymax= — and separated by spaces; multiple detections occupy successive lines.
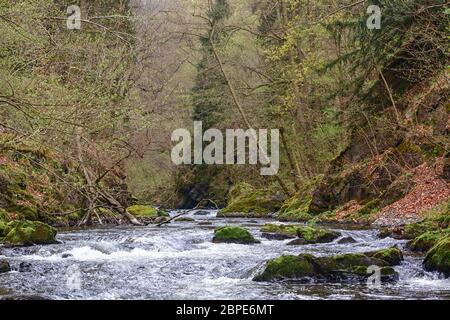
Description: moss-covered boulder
xmin=3 ymin=220 xmax=57 ymax=246
xmin=260 ymin=223 xmax=341 ymax=244
xmin=212 ymin=226 xmax=260 ymax=244
xmin=407 ymin=230 xmax=450 ymax=252
xmin=217 ymin=183 xmax=284 ymax=218
xmin=253 ymin=254 xmax=318 ymax=281
xmin=0 ymin=259 xmax=10 ymax=273
xmin=254 ymin=247 xmax=402 ymax=282
xmin=423 ymin=236 xmax=450 ymax=277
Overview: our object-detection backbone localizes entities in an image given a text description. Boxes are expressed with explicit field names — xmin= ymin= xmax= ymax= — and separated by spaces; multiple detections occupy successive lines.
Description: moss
xmin=4 ymin=220 xmax=57 ymax=246
xmin=403 ymin=220 xmax=440 ymax=239
xmin=407 ymin=230 xmax=450 ymax=252
xmin=277 ymin=195 xmax=313 ymax=222
xmin=175 ymin=217 xmax=195 ymax=222
xmin=126 ymin=205 xmax=168 ymax=218
xmin=254 ymin=247 xmax=402 ymax=282
xmin=253 ymin=254 xmax=317 ymax=281
xmin=212 ymin=226 xmax=259 ymax=244
xmin=296 ymin=225 xmax=341 ymax=244
xmin=260 ymin=223 xmax=301 ymax=236
xmin=423 ymin=236 xmax=450 ymax=277
xmin=0 ymin=208 xmax=11 ymax=237
xmin=218 ymin=183 xmax=283 ymax=217
xmin=365 ymin=247 xmax=403 ymax=265
xmin=260 ymin=223 xmax=340 ymax=244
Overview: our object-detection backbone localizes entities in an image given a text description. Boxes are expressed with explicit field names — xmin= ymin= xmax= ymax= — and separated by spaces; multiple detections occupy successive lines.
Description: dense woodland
xmin=0 ymin=0 xmax=449 ymax=279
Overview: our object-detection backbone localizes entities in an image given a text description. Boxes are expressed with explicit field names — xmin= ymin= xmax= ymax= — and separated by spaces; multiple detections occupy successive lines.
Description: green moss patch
xmin=212 ymin=226 xmax=259 ymax=244
xmin=423 ymin=236 xmax=450 ymax=277
xmin=126 ymin=205 xmax=168 ymax=218
xmin=4 ymin=220 xmax=57 ymax=246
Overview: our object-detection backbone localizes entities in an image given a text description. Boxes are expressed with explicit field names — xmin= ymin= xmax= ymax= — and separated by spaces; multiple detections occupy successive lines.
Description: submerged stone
xmin=212 ymin=226 xmax=260 ymax=244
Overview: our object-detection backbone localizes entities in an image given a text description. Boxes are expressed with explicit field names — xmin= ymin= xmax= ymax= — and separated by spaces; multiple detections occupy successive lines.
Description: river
xmin=0 ymin=210 xmax=449 ymax=300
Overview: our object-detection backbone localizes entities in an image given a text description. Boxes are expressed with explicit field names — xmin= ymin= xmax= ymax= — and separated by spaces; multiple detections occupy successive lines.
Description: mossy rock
xmin=291 ymin=226 xmax=341 ymax=245
xmin=212 ymin=226 xmax=259 ymax=244
xmin=277 ymin=195 xmax=313 ymax=222
xmin=407 ymin=230 xmax=450 ymax=252
xmin=3 ymin=220 xmax=57 ymax=246
xmin=423 ymin=236 xmax=450 ymax=277
xmin=364 ymin=247 xmax=403 ymax=266
xmin=217 ymin=183 xmax=284 ymax=217
xmin=0 ymin=208 xmax=11 ymax=237
xmin=253 ymin=254 xmax=318 ymax=281
xmin=126 ymin=205 xmax=168 ymax=218
xmin=254 ymin=247 xmax=402 ymax=283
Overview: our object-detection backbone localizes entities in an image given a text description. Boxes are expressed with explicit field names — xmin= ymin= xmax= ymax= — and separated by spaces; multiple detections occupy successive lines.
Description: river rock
xmin=337 ymin=236 xmax=358 ymax=244
xmin=212 ymin=226 xmax=260 ymax=244
xmin=423 ymin=236 xmax=450 ymax=278
xmin=253 ymin=247 xmax=403 ymax=283
xmin=18 ymin=262 xmax=32 ymax=272
xmin=261 ymin=224 xmax=341 ymax=245
xmin=3 ymin=220 xmax=57 ymax=247
xmin=193 ymin=210 xmax=210 ymax=216
xmin=0 ymin=259 xmax=10 ymax=273
xmin=261 ymin=232 xmax=296 ymax=240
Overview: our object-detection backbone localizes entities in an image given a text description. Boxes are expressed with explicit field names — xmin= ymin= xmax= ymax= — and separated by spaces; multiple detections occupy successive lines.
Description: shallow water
xmin=0 ymin=210 xmax=449 ymax=300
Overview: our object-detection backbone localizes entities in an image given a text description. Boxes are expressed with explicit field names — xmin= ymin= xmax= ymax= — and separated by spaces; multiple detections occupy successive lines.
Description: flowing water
xmin=0 ymin=210 xmax=449 ymax=300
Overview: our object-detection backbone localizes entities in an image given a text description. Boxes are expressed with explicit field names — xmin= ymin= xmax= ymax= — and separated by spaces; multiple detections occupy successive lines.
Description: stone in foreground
xmin=254 ymin=247 xmax=403 ymax=283
xmin=423 ymin=236 xmax=450 ymax=278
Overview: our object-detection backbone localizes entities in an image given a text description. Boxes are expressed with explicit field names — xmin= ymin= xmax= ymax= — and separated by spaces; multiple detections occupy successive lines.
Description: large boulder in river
xmin=254 ymin=247 xmax=403 ymax=283
xmin=3 ymin=220 xmax=57 ymax=246
xmin=260 ymin=224 xmax=341 ymax=244
xmin=213 ymin=226 xmax=260 ymax=244
xmin=423 ymin=236 xmax=450 ymax=278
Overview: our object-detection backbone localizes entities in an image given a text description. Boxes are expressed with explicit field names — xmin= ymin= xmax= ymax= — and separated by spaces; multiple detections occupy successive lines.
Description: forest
xmin=0 ymin=0 xmax=449 ymax=300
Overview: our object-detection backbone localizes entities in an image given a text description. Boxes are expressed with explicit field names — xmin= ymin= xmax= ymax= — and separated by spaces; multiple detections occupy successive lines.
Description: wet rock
xmin=153 ymin=216 xmax=169 ymax=224
xmin=3 ymin=220 xmax=57 ymax=246
xmin=261 ymin=232 xmax=296 ymax=240
xmin=254 ymin=247 xmax=403 ymax=283
xmin=337 ymin=236 xmax=358 ymax=244
xmin=260 ymin=224 xmax=341 ymax=245
xmin=193 ymin=210 xmax=210 ymax=216
xmin=0 ymin=259 xmax=10 ymax=273
xmin=175 ymin=217 xmax=195 ymax=222
xmin=18 ymin=262 xmax=31 ymax=272
xmin=212 ymin=226 xmax=260 ymax=244
xmin=423 ymin=236 xmax=450 ymax=278
xmin=62 ymin=253 xmax=73 ymax=259
xmin=198 ymin=221 xmax=213 ymax=226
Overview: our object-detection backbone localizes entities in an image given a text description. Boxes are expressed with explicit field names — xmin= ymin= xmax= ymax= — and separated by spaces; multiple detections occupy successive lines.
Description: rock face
xmin=212 ymin=226 xmax=260 ymax=244
xmin=423 ymin=236 xmax=450 ymax=278
xmin=0 ymin=259 xmax=10 ymax=273
xmin=260 ymin=224 xmax=341 ymax=245
xmin=254 ymin=247 xmax=403 ymax=283
xmin=3 ymin=220 xmax=57 ymax=246
xmin=407 ymin=230 xmax=449 ymax=252
xmin=217 ymin=183 xmax=284 ymax=218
